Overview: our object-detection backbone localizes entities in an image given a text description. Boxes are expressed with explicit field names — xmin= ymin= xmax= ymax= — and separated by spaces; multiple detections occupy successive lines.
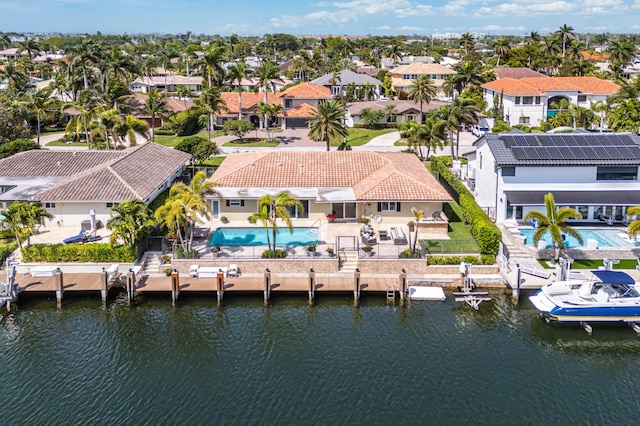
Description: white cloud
xmin=374 ymin=25 xmax=392 ymax=30
xmin=399 ymin=26 xmax=426 ymax=31
xmin=396 ymin=4 xmax=436 ymax=17
xmin=475 ymin=1 xmax=575 ymax=17
xmin=478 ymin=24 xmax=526 ymax=32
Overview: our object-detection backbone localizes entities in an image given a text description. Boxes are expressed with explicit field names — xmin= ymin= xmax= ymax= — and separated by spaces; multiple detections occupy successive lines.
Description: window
xmin=522 ymin=96 xmax=533 ymax=105
xmin=378 ymin=202 xmax=400 ymax=212
xmin=287 ymin=200 xmax=309 ymax=219
xmin=431 ymin=74 xmax=438 ymax=80
xmin=518 ymin=117 xmax=530 ymax=124
xmin=596 ymin=166 xmax=638 ymax=181
xmin=535 ymin=96 xmax=541 ymax=105
xmin=407 ymin=115 xmax=415 ymax=122
xmin=386 ymin=114 xmax=396 ymax=123
xmin=284 ymin=99 xmax=292 ymax=108
xmin=106 ymin=202 xmax=119 ymax=208
xmin=578 ymin=95 xmax=587 ymax=102
xmin=502 ymin=167 xmax=515 ymax=176
xmin=226 ymin=200 xmax=245 ymax=207
xmin=45 ymin=202 xmax=56 ymax=209
xmin=515 ymin=97 xmax=521 ymax=105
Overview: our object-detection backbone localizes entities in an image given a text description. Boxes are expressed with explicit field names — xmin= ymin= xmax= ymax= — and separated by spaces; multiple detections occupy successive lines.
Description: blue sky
xmin=1 ymin=0 xmax=640 ymax=36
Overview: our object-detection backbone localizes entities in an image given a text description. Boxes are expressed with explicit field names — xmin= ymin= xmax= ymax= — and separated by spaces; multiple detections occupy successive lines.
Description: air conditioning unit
xmin=468 ymin=178 xmax=476 ymax=191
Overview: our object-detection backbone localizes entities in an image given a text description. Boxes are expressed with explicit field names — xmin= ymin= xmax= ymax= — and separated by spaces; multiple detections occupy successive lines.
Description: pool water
xmin=209 ymin=227 xmax=318 ymax=247
xmin=520 ymin=227 xmax=639 ymax=248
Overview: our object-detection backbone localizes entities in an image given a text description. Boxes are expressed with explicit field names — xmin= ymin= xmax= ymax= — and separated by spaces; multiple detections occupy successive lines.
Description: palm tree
xmin=451 ymin=98 xmax=480 ymax=157
xmin=195 ymin=85 xmax=226 ymax=141
xmin=408 ymin=75 xmax=436 ymax=123
xmin=63 ymin=88 xmax=103 ymax=149
xmin=555 ymin=24 xmax=575 ymax=58
xmin=1 ymin=202 xmax=52 ymax=249
xmin=307 ymin=100 xmax=348 ymax=151
xmin=107 ymin=199 xmax=154 ymax=246
xmin=255 ymin=102 xmax=283 ymax=141
xmin=494 ymin=37 xmax=510 ymax=66
xmin=419 ymin=116 xmax=447 ymax=159
xmin=459 ymin=33 xmax=475 ymax=57
xmin=527 ymin=31 xmax=541 ymax=47
xmin=226 ymin=61 xmax=251 ymax=120
xmin=203 ymin=44 xmax=227 ymax=87
xmin=23 ymin=86 xmax=55 ymax=146
xmin=409 ymin=207 xmax=425 ymax=254
xmin=607 ymin=37 xmax=637 ymax=76
xmin=436 ymin=105 xmax=458 ymax=160
xmin=249 ymin=203 xmax=273 ymax=250
xmin=255 ymin=60 xmax=280 ymax=133
xmin=590 ymin=100 xmax=609 ymax=131
xmin=114 ymin=114 xmax=150 ymax=147
xmin=257 ymin=192 xmax=304 ymax=251
xmin=626 ymin=206 xmax=640 ymax=239
xmin=143 ymin=89 xmax=171 ymax=142
xmin=523 ymin=193 xmax=583 ymax=261
xmin=16 ymin=37 xmax=40 ymax=59
xmin=452 ymin=61 xmax=486 ymax=94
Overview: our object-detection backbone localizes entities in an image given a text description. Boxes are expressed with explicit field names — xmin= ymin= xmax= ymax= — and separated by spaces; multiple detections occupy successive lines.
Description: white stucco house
xmin=0 ymin=143 xmax=191 ymax=228
xmin=129 ymin=76 xmax=203 ymax=94
xmin=466 ymin=131 xmax=640 ymax=224
xmin=481 ymin=76 xmax=620 ymax=127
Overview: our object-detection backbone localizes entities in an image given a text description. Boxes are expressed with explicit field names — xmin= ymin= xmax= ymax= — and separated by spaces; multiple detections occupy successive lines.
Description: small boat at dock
xmin=530 ymin=270 xmax=640 ymax=323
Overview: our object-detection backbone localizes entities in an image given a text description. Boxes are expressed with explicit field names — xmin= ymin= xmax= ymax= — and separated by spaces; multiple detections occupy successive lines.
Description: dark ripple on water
xmin=2 ymin=293 xmax=640 ymax=425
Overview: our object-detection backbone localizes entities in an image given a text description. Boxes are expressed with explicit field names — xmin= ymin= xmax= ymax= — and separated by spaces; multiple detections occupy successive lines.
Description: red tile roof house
xmin=481 ymin=76 xmax=620 ymax=127
xmin=0 ymin=143 xmax=190 ymax=228
xmin=207 ymin=151 xmax=452 ymax=239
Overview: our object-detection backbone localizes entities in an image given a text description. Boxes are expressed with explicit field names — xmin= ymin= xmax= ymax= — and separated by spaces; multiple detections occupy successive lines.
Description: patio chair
xmin=361 ymin=233 xmax=377 ymax=245
xmin=228 ymin=264 xmax=239 ymax=277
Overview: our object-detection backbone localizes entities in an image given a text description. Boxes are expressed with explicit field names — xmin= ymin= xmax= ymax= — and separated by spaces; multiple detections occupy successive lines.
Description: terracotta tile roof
xmin=580 ymin=51 xmax=609 ymax=61
xmin=482 ymin=76 xmax=620 ymax=95
xmin=0 ymin=143 xmax=191 ymax=202
xmin=493 ymin=67 xmax=548 ymax=80
xmin=283 ymin=103 xmax=316 ymax=117
xmin=280 ymin=82 xmax=331 ymax=99
xmin=347 ymin=100 xmax=448 ymax=116
xmin=127 ymin=92 xmax=194 ymax=114
xmin=211 ymin=152 xmax=451 ymax=202
xmin=131 ymin=76 xmax=203 ymax=86
xmin=390 ymin=62 xmax=456 ymax=75
xmin=220 ymin=92 xmax=282 ymax=115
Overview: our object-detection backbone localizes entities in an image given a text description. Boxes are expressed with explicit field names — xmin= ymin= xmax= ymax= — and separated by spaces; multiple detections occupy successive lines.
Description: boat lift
xmin=453 ymin=262 xmax=491 ymax=310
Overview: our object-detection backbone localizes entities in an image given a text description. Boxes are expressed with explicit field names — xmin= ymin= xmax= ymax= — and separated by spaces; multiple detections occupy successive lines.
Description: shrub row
xmin=427 ymin=255 xmax=496 ymax=265
xmin=22 ymin=243 xmax=136 ymax=263
xmin=262 ymin=249 xmax=287 ymax=258
xmin=430 ymin=156 xmax=501 ymax=255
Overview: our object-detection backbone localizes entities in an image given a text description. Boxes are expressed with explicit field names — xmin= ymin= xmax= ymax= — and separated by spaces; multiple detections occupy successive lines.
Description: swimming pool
xmin=520 ymin=228 xmax=639 ymax=248
xmin=209 ymin=227 xmax=319 ymax=247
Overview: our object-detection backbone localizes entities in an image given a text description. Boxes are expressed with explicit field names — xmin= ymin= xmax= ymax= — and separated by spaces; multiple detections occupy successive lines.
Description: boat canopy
xmin=592 ymin=270 xmax=636 ymax=285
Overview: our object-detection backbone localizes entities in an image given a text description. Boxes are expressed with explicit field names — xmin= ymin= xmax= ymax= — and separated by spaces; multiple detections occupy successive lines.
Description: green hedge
xmin=430 ymin=157 xmax=501 ymax=255
xmin=262 ymin=249 xmax=287 ymax=258
xmin=22 ymin=243 xmax=136 ymax=263
xmin=427 ymin=255 xmax=495 ymax=265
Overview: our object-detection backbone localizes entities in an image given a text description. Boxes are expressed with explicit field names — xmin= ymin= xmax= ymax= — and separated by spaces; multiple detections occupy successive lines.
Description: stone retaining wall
xmin=537 ymin=247 xmax=640 ymax=260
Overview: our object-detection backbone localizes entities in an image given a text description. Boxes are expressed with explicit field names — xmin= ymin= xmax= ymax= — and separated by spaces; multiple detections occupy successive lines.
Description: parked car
xmin=472 ymin=125 xmax=490 ymax=137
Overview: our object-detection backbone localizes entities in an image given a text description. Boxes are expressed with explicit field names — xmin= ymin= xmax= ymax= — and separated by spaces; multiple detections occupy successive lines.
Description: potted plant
xmin=163 ymin=268 xmax=173 ymax=276
xmin=326 ymin=247 xmax=335 ymax=257
xmin=408 ymin=220 xmax=416 ymax=232
xmin=162 ymin=255 xmax=171 ymax=264
xmin=220 ymin=216 xmax=229 ymax=224
xmin=362 ymin=245 xmax=374 ymax=256
xmin=308 ymin=243 xmax=317 ymax=256
xmin=326 ymin=213 xmax=337 ymax=223
xmin=358 ymin=217 xmax=370 ymax=224
xmin=211 ymin=246 xmax=221 ymax=257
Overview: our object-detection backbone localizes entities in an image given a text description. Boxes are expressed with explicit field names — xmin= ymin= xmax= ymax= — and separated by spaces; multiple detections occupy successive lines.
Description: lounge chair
xmin=361 ymin=233 xmax=377 ymax=244
xmin=391 ymin=226 xmax=408 ymax=245
xmin=228 ymin=264 xmax=239 ymax=277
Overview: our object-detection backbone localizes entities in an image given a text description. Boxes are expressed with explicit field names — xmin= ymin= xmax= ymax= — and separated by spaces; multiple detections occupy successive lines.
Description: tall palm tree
xmin=107 ymin=199 xmax=154 ymax=246
xmin=257 ymin=192 xmax=304 ymax=251
xmin=16 ymin=37 xmax=40 ymax=59
xmin=114 ymin=114 xmax=150 ymax=147
xmin=63 ymin=88 xmax=103 ymax=149
xmin=523 ymin=192 xmax=583 ymax=261
xmin=527 ymin=31 xmax=541 ymax=47
xmin=459 ymin=33 xmax=475 ymax=57
xmin=407 ymin=75 xmax=436 ymax=123
xmin=249 ymin=203 xmax=273 ymax=250
xmin=1 ymin=202 xmax=52 ymax=249
xmin=195 ymin=85 xmax=226 ymax=141
xmin=555 ymin=24 xmax=575 ymax=58
xmin=494 ymin=37 xmax=510 ymax=66
xmin=626 ymin=206 xmax=640 ymax=239
xmin=203 ymin=43 xmax=227 ymax=87
xmin=451 ymin=98 xmax=480 ymax=157
xmin=307 ymin=100 xmax=348 ymax=151
xmin=607 ymin=37 xmax=637 ymax=76
xmin=255 ymin=60 xmax=280 ymax=132
xmin=409 ymin=207 xmax=425 ymax=254
xmin=255 ymin=102 xmax=283 ymax=141
xmin=23 ymin=86 xmax=56 ymax=146
xmin=436 ymin=105 xmax=458 ymax=161
xmin=143 ymin=89 xmax=171 ymax=142
xmin=226 ymin=61 xmax=251 ymax=120
xmin=418 ymin=116 xmax=447 ymax=159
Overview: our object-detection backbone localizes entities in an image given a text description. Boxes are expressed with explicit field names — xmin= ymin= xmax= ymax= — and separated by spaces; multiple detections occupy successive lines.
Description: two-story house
xmin=466 ymin=132 xmax=640 ymax=224
xmin=389 ymin=62 xmax=456 ymax=98
xmin=481 ymin=76 xmax=620 ymax=127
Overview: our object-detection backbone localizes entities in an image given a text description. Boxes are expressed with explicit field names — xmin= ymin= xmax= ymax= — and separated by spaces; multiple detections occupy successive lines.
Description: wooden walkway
xmin=16 ymin=273 xmax=119 ymax=293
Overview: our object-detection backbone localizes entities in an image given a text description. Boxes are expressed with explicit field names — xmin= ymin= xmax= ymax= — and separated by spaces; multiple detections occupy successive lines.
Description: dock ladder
xmin=386 ymin=281 xmax=396 ymax=302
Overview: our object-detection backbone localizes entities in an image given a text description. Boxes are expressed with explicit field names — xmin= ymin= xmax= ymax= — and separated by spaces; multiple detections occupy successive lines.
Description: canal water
xmin=2 ymin=292 xmax=640 ymax=425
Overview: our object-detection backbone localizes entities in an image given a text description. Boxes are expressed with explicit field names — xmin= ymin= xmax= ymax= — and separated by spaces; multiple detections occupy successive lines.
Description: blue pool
xmin=209 ymin=227 xmax=318 ymax=247
xmin=520 ymin=228 xmax=639 ymax=248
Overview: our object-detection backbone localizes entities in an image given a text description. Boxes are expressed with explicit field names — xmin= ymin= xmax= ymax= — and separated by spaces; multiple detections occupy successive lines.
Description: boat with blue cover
xmin=529 ymin=270 xmax=640 ymax=323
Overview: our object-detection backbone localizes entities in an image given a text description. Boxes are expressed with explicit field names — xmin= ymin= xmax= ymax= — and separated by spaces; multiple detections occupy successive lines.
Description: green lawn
xmin=330 ymin=128 xmax=396 ymax=147
xmin=46 ymin=139 xmax=88 ymax=147
xmin=153 ymin=130 xmax=224 ymax=147
xmin=419 ymin=201 xmax=480 ymax=254
xmin=223 ymin=138 xmax=280 ymax=147
xmin=538 ymin=259 xmax=638 ymax=270
xmin=199 ymin=156 xmax=226 ymax=167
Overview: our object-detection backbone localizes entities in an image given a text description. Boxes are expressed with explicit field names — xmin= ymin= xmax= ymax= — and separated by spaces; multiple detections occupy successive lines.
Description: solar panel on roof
xmin=628 ymin=146 xmax=640 ymax=159
xmin=581 ymin=146 xmax=597 ymax=158
xmin=572 ymin=147 xmax=588 ymax=159
xmin=546 ymin=147 xmax=562 ymax=158
xmin=558 ymin=147 xmax=576 ymax=159
xmin=594 ymin=147 xmax=613 ymax=159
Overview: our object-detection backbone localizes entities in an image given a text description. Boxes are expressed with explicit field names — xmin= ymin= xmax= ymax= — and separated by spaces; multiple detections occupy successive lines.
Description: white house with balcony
xmin=465 ymin=131 xmax=640 ymax=224
xmin=481 ymin=77 xmax=620 ymax=127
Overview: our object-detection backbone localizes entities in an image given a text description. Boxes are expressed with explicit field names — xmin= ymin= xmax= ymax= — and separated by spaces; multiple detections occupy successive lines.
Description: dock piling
xmin=263 ymin=268 xmax=271 ymax=303
xmin=399 ymin=269 xmax=407 ymax=304
xmin=512 ymin=264 xmax=521 ymax=304
xmin=354 ymin=269 xmax=361 ymax=304
xmin=101 ymin=268 xmax=109 ymax=304
xmin=126 ymin=269 xmax=136 ymax=304
xmin=308 ymin=268 xmax=315 ymax=304
xmin=55 ymin=268 xmax=63 ymax=308
xmin=170 ymin=269 xmax=180 ymax=304
xmin=216 ymin=271 xmax=224 ymax=304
